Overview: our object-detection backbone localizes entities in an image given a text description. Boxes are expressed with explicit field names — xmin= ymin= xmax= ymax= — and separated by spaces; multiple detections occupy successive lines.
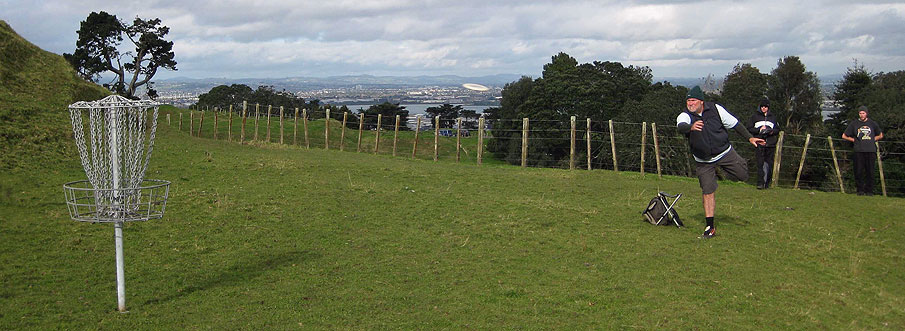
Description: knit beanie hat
xmin=760 ymin=98 xmax=770 ymax=108
xmin=857 ymin=105 xmax=869 ymax=113
xmin=686 ymin=86 xmax=705 ymax=101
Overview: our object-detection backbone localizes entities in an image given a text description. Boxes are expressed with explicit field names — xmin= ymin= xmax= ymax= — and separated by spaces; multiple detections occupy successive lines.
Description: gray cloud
xmin=3 ymin=0 xmax=904 ymax=79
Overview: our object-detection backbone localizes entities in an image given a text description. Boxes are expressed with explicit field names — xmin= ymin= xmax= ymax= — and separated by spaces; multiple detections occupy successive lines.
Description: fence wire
xmin=172 ymin=106 xmax=905 ymax=197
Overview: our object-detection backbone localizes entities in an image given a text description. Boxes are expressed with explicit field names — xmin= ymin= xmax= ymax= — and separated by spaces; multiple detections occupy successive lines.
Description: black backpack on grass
xmin=641 ymin=192 xmax=684 ymax=227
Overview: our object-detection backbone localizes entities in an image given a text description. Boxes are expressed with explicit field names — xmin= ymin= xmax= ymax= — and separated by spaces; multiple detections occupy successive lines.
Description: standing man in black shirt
xmin=747 ymin=98 xmax=780 ymax=189
xmin=842 ymin=105 xmax=884 ymax=196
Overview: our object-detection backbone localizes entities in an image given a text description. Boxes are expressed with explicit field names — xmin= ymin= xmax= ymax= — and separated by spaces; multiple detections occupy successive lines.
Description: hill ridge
xmin=0 ymin=19 xmax=109 ymax=170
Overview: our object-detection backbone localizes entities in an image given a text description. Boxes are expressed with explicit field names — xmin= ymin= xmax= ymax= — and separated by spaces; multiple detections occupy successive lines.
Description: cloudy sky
xmin=4 ymin=0 xmax=904 ymax=80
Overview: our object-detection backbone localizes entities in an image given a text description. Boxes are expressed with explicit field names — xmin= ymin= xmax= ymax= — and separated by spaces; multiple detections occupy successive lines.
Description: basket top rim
xmin=69 ymin=95 xmax=160 ymax=109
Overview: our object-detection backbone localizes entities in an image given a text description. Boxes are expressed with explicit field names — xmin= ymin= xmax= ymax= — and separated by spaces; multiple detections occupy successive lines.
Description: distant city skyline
xmin=4 ymin=0 xmax=904 ymax=80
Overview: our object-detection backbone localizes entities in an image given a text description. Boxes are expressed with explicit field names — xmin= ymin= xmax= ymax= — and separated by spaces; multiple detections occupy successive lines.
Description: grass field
xmin=2 ymin=107 xmax=904 ymax=329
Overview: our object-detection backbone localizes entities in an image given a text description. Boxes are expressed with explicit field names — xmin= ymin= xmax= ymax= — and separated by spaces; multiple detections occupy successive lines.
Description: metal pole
xmin=115 ymin=221 xmax=126 ymax=312
xmin=110 ymin=108 xmax=126 ymax=312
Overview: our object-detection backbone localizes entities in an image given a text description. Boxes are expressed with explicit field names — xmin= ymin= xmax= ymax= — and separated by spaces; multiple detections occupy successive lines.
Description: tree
xmin=827 ymin=61 xmax=872 ymax=134
xmin=197 ymin=84 xmax=253 ymax=110
xmin=720 ymin=63 xmax=768 ymax=115
xmin=766 ymin=56 xmax=822 ymax=134
xmin=356 ymin=102 xmax=410 ymax=130
xmin=858 ymin=71 xmax=905 ymax=143
xmin=425 ymin=104 xmax=462 ymax=128
xmin=64 ymin=11 xmax=177 ymax=98
xmin=460 ymin=109 xmax=481 ymax=129
xmin=487 ymin=53 xmax=652 ymax=167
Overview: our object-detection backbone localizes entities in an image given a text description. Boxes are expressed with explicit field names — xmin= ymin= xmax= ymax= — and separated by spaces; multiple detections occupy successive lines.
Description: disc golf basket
xmin=63 ymin=95 xmax=170 ymax=312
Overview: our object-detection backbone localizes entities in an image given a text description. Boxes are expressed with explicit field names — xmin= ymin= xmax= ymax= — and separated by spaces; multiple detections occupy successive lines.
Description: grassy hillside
xmin=0 ymin=20 xmax=109 ymax=170
xmin=1 ymin=116 xmax=902 ymax=329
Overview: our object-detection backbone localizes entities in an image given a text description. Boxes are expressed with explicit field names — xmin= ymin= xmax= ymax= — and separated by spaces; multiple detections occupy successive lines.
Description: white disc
xmin=462 ymin=83 xmax=490 ymax=92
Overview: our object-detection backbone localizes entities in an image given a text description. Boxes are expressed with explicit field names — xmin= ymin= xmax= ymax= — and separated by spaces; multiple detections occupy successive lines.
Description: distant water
xmin=335 ymin=104 xmax=491 ymax=115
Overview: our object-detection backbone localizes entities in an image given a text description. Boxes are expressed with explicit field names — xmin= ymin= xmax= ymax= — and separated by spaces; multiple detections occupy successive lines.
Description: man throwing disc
xmin=676 ymin=86 xmax=765 ymax=239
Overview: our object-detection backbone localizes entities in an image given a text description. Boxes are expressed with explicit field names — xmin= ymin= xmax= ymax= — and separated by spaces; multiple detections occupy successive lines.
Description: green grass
xmin=0 ymin=20 xmax=109 ymax=171
xmin=2 ymin=109 xmax=904 ymax=329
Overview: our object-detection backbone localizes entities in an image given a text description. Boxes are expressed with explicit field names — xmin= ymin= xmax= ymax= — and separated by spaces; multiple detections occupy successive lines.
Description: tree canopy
xmin=719 ymin=63 xmax=769 ymax=115
xmin=487 ymin=52 xmax=654 ymax=167
xmin=767 ymin=56 xmax=822 ymax=134
xmin=425 ymin=104 xmax=464 ymax=128
xmin=64 ymin=11 xmax=177 ymax=98
xmin=355 ymin=102 xmax=410 ymax=130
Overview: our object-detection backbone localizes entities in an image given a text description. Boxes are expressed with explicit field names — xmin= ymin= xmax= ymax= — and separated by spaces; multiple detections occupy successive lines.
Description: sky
xmin=4 ymin=0 xmax=905 ymax=80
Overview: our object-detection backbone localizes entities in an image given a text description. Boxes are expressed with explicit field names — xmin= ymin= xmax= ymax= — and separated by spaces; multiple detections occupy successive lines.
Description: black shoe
xmin=700 ymin=226 xmax=715 ymax=239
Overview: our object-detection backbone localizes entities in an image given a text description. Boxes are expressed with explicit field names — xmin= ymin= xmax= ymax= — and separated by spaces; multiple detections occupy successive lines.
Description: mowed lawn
xmin=1 ymin=120 xmax=903 ymax=329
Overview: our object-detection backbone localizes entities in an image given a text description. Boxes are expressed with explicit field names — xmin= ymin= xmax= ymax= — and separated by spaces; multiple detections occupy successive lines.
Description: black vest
xmin=683 ymin=102 xmax=731 ymax=160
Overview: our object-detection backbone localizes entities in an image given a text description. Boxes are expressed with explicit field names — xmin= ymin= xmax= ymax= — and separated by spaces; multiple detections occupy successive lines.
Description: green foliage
xmin=63 ymin=11 xmax=176 ymax=98
xmin=720 ymin=63 xmax=769 ymax=115
xmin=861 ymin=71 xmax=905 ymax=143
xmin=198 ymin=85 xmax=324 ymax=119
xmin=197 ymin=84 xmax=254 ymax=110
xmin=0 ymin=20 xmax=109 ymax=171
xmin=425 ymin=103 xmax=463 ymax=128
xmin=829 ymin=61 xmax=872 ymax=131
xmin=355 ymin=102 xmax=411 ymax=130
xmin=487 ymin=53 xmax=653 ymax=167
xmin=766 ymin=56 xmax=822 ymax=134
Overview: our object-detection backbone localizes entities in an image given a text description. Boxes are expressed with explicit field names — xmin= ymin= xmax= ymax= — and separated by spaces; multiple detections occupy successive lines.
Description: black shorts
xmin=695 ymin=148 xmax=749 ymax=195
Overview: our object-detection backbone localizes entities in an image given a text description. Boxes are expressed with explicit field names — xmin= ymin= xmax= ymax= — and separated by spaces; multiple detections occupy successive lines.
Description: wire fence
xmin=165 ymin=104 xmax=905 ymax=198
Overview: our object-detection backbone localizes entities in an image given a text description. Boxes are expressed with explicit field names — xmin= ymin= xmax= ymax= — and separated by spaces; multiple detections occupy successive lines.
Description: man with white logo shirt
xmin=677 ymin=86 xmax=765 ymax=239
xmin=842 ymin=105 xmax=883 ymax=196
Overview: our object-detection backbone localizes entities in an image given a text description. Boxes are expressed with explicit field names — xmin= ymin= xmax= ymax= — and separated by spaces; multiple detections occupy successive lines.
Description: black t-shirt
xmin=844 ymin=118 xmax=882 ymax=153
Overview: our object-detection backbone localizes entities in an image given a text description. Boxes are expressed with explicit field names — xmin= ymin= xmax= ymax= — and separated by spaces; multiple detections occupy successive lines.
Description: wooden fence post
xmin=652 ymin=123 xmax=661 ymax=178
xmin=477 ymin=117 xmax=485 ymax=165
xmin=375 ymin=114 xmax=382 ymax=154
xmin=198 ymin=110 xmax=205 ymax=137
xmin=213 ymin=109 xmax=219 ymax=139
xmin=266 ymin=105 xmax=272 ymax=143
xmin=357 ymin=113 xmax=364 ymax=153
xmin=771 ymin=131 xmax=784 ymax=188
xmin=877 ymin=141 xmax=887 ymax=197
xmin=340 ymin=112 xmax=348 ymax=151
xmin=179 ymin=112 xmax=183 ymax=131
xmin=228 ymin=105 xmax=233 ymax=142
xmin=794 ymin=134 xmax=811 ymax=189
xmin=434 ymin=116 xmax=440 ymax=162
xmin=279 ymin=106 xmax=284 ymax=144
xmin=640 ymin=122 xmax=647 ymax=176
xmin=570 ymin=116 xmax=576 ymax=170
xmin=393 ymin=115 xmax=400 ymax=156
xmin=240 ymin=101 xmax=247 ymax=142
xmin=521 ymin=117 xmax=529 ymax=167
xmin=412 ymin=115 xmax=422 ymax=158
xmin=293 ymin=108 xmax=299 ymax=145
xmin=586 ymin=118 xmax=592 ymax=170
xmin=609 ymin=119 xmax=618 ymax=171
xmin=190 ymin=111 xmax=194 ymax=136
xmin=254 ymin=103 xmax=259 ymax=142
xmin=828 ymin=136 xmax=845 ymax=193
xmin=325 ymin=110 xmax=331 ymax=150
xmin=167 ymin=113 xmax=170 ymax=126
xmin=302 ymin=109 xmax=309 ymax=149
xmin=456 ymin=117 xmax=462 ymax=162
